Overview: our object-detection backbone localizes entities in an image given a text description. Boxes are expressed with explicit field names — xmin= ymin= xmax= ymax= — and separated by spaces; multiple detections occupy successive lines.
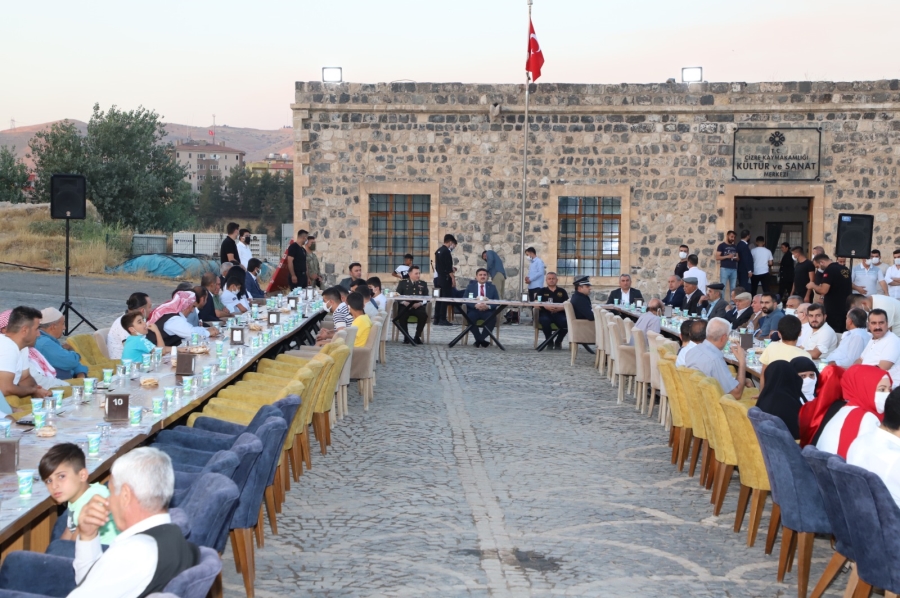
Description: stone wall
xmin=292 ymin=80 xmax=900 ymax=298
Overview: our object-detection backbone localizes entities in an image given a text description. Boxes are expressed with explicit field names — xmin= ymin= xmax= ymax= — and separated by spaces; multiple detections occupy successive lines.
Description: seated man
xmin=631 ymin=298 xmax=663 ymax=349
xmin=196 ymin=273 xmax=231 ymax=323
xmin=680 ymin=277 xmax=706 ymax=315
xmin=316 ymin=286 xmax=353 ymax=343
xmin=705 ymin=283 xmax=729 ymax=320
xmin=0 ymin=447 xmax=200 ymax=597
xmin=571 ymin=276 xmax=594 ymax=320
xmin=340 ymin=263 xmax=364 ymax=291
xmin=606 ymin=273 xmax=643 ymax=305
xmin=676 ymin=319 xmax=705 ymax=367
xmin=346 ymin=292 xmax=372 ymax=348
xmin=536 ymin=272 xmax=569 ymax=350
xmin=827 ymin=308 xmax=872 ymax=368
xmin=396 ymin=266 xmax=429 ymax=344
xmin=727 ymin=292 xmax=754 ymax=330
xmin=662 ymin=275 xmax=685 ymax=307
xmin=856 ymin=308 xmax=900 ymax=387
xmin=350 ymin=280 xmax=379 ymax=318
xmin=847 ymin=388 xmax=900 ymax=508
xmin=218 ymin=261 xmax=234 ymax=289
xmin=108 ymin=293 xmax=155 ymax=360
xmin=148 ymin=291 xmax=219 ymax=347
xmin=0 ymin=306 xmax=50 ymax=405
xmin=684 ymin=317 xmax=754 ymax=399
xmin=759 ymin=315 xmax=809 ymax=387
xmin=34 ymin=307 xmax=88 ymax=380
xmin=244 ymin=258 xmax=266 ymax=299
xmin=367 ymin=277 xmax=387 ymax=311
xmin=784 ymin=294 xmax=803 ymax=314
xmin=755 ymin=293 xmax=784 ymax=340
xmin=801 ymin=302 xmax=838 ymax=360
xmin=463 ymin=268 xmax=499 ymax=348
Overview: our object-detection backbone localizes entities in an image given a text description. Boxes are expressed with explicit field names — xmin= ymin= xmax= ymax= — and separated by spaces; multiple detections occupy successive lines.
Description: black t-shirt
xmin=674 ymin=261 xmax=689 ymax=279
xmin=717 ymin=242 xmax=738 ymax=269
xmin=821 ymin=262 xmax=851 ymax=332
xmin=220 ymin=237 xmax=238 ymax=264
xmin=793 ymin=259 xmax=815 ymax=297
xmin=537 ymin=286 xmax=569 ymax=309
xmin=287 ymin=243 xmax=307 ymax=276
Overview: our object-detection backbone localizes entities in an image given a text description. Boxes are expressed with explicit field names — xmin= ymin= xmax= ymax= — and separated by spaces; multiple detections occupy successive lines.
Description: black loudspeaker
xmin=834 ymin=213 xmax=874 ymax=258
xmin=50 ymin=174 xmax=86 ymax=220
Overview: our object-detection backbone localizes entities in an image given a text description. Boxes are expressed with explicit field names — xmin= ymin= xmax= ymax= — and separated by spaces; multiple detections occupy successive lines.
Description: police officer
xmin=536 ymin=272 xmax=569 ymax=350
xmin=397 ymin=265 xmax=429 ymax=344
xmin=433 ymin=234 xmax=457 ymax=326
xmin=570 ymin=276 xmax=595 ymax=321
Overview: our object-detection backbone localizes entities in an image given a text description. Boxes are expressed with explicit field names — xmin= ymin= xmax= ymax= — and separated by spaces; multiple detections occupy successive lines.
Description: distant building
xmin=172 ymin=140 xmax=245 ymax=193
xmin=246 ymin=153 xmax=293 ymax=177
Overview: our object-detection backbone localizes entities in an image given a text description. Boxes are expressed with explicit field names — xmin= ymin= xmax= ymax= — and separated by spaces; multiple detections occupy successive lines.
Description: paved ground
xmin=219 ymin=319 xmax=851 ymax=598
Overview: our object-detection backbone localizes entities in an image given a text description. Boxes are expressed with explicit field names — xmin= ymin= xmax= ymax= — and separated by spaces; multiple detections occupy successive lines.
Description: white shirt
xmin=860 ymin=333 xmax=900 ymax=389
xmin=221 ymin=290 xmax=249 ymax=313
xmin=847 ymin=427 xmax=900 ymax=509
xmin=237 ymin=241 xmax=253 ymax=268
xmin=70 ymin=513 xmax=171 ymax=598
xmin=620 ymin=290 xmax=631 ymax=305
xmin=828 ymin=327 xmax=872 ymax=368
xmin=801 ymin=323 xmax=838 ymax=359
xmin=333 ymin=303 xmax=354 ymax=329
xmin=852 ymin=264 xmax=885 ymax=296
xmin=675 ymin=341 xmax=697 ymax=367
xmin=873 ymin=295 xmax=900 ymax=335
xmin=363 ymin=301 xmax=379 ymax=318
xmin=750 ymin=246 xmax=774 ymax=276
xmin=395 ymin=265 xmax=410 ymax=277
xmin=816 ymin=405 xmax=881 ymax=456
xmin=0 ymin=334 xmax=29 ymax=385
xmin=798 ymin=322 xmax=813 ymax=347
xmin=885 ymin=265 xmax=900 ymax=299
xmin=162 ymin=314 xmax=210 ymax=342
xmin=372 ymin=294 xmax=387 ymax=311
xmin=683 ymin=266 xmax=708 ymax=294
xmin=107 ymin=315 xmax=130 ymax=360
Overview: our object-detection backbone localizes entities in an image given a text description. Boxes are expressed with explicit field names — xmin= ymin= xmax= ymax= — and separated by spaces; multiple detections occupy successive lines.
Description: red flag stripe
xmin=526 ymin=19 xmax=544 ymax=82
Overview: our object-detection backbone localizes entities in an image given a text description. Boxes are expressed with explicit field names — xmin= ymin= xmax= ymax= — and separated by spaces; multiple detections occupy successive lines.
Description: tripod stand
xmin=59 ymin=218 xmax=96 ymax=336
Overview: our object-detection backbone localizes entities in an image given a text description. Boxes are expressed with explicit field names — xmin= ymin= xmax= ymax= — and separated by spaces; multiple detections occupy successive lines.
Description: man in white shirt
xmin=885 ymin=249 xmax=900 ymax=299
xmin=847 ymin=389 xmax=900 ymax=509
xmin=796 ymin=303 xmax=812 ymax=347
xmin=749 ymin=236 xmax=773 ymax=296
xmin=675 ymin=319 xmax=705 ymax=367
xmin=0 ymin=306 xmax=49 ymax=405
xmin=237 ymin=228 xmax=253 ymax=268
xmin=852 ymin=257 xmax=888 ymax=296
xmin=849 ymin=293 xmax=900 ymax=337
xmin=828 ymin=308 xmax=872 ymax=368
xmin=683 ymin=254 xmax=708 ymax=294
xmin=367 ymin=277 xmax=387 ymax=311
xmin=857 ymin=309 xmax=900 ymax=389
xmin=108 ymin=293 xmax=154 ymax=360
xmin=801 ymin=303 xmax=838 ymax=359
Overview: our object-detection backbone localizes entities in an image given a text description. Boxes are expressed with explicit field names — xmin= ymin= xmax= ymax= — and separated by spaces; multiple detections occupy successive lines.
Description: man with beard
xmin=801 ymin=303 xmax=838 ymax=360
xmin=755 ymin=293 xmax=784 ymax=339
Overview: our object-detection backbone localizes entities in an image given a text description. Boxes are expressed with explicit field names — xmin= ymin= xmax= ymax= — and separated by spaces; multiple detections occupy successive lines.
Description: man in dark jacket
xmin=433 ymin=234 xmax=457 ymax=326
xmin=571 ymin=276 xmax=594 ymax=320
xmin=737 ymin=230 xmax=755 ymax=291
xmin=462 ymin=268 xmax=500 ymax=347
xmin=663 ymin=275 xmax=686 ymax=307
xmin=605 ymin=274 xmax=644 ymax=306
xmin=681 ymin=277 xmax=708 ymax=316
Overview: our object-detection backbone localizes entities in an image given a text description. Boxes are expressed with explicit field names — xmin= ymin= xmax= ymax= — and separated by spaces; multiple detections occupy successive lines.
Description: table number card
xmin=0 ymin=438 xmax=19 ymax=474
xmin=230 ymin=327 xmax=246 ymax=345
xmin=105 ymin=394 xmax=130 ymax=422
xmin=268 ymin=312 xmax=280 ymax=326
xmin=176 ymin=353 xmax=196 ymax=375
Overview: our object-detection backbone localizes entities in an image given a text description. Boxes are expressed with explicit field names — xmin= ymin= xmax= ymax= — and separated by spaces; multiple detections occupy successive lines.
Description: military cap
xmin=574 ymin=276 xmax=591 ymax=287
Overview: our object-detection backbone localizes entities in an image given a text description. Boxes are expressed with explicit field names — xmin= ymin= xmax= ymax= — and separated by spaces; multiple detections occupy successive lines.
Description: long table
xmin=605 ymin=305 xmax=763 ymax=380
xmin=0 ymin=308 xmax=325 ymax=560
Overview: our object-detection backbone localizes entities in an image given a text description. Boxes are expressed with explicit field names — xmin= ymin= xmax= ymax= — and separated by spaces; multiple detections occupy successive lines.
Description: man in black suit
xmin=605 ymin=274 xmax=643 ymax=306
xmin=727 ymin=292 xmax=754 ymax=329
xmin=433 ymin=234 xmax=457 ymax=326
xmin=705 ymin=283 xmax=729 ymax=320
xmin=662 ymin=275 xmax=686 ymax=307
xmin=681 ymin=277 xmax=708 ymax=316
xmin=737 ymin=230 xmax=755 ymax=291
xmin=463 ymin=268 xmax=500 ymax=347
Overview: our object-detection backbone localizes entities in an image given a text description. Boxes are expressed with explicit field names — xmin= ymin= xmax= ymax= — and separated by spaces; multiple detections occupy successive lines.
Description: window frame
xmin=556 ymin=196 xmax=623 ymax=279
xmin=367 ymin=193 xmax=433 ymax=274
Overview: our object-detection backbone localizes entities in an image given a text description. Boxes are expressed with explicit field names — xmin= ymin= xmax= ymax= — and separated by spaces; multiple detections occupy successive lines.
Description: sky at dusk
xmin=2 ymin=0 xmax=898 ymax=131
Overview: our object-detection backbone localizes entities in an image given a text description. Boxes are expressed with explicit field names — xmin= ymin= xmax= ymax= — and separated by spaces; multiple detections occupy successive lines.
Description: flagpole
xmin=519 ymin=0 xmax=532 ymax=306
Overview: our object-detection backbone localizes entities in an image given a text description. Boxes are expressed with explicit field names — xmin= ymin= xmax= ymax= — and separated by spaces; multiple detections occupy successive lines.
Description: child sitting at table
xmin=39 ymin=443 xmax=119 ymax=544
xmin=120 ymin=311 xmax=164 ymax=363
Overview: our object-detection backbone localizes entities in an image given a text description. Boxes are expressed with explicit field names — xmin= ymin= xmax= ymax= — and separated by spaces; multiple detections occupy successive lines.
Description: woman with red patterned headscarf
xmin=147 ymin=291 xmax=219 ymax=347
xmin=815 ymin=364 xmax=891 ymax=458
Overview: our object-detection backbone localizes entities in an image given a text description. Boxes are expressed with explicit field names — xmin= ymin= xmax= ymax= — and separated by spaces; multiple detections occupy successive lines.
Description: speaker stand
xmin=58 ymin=218 xmax=96 ymax=336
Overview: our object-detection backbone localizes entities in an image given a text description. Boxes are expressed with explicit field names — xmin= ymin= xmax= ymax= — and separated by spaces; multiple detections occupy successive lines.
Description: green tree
xmin=28 ymin=121 xmax=87 ymax=203
xmin=0 ymin=146 xmax=30 ymax=203
xmin=197 ymin=169 xmax=225 ymax=227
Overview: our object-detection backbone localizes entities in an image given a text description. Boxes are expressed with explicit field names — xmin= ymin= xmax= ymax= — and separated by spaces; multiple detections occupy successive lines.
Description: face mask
xmin=449 ymin=245 xmax=455 ymax=252
xmin=324 ymin=302 xmax=332 ymax=313
xmin=801 ymin=377 xmax=817 ymax=400
xmin=678 ymin=251 xmax=687 ymax=259
xmin=895 ymin=258 xmax=900 ymax=266
xmin=875 ymin=391 xmax=889 ymax=413
xmin=872 ymin=257 xmax=880 ymax=265
xmin=784 ymin=308 xmax=796 ymax=316
xmin=817 ymin=268 xmax=824 ymax=273
xmin=310 ymin=244 xmax=316 ymax=251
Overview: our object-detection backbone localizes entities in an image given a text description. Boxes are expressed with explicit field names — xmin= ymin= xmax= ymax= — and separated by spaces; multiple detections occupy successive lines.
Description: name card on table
xmin=176 ymin=353 xmax=196 ymax=376
xmin=664 ymin=305 xmax=673 ymax=318
xmin=230 ymin=327 xmax=245 ymax=345
xmin=740 ymin=333 xmax=754 ymax=350
xmin=105 ymin=394 xmax=130 ymax=422
xmin=0 ymin=438 xmax=19 ymax=474
xmin=268 ymin=312 xmax=280 ymax=326
xmin=287 ymin=297 xmax=298 ymax=310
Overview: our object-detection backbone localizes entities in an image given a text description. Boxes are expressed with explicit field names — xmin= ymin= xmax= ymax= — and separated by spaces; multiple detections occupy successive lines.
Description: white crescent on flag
xmin=526 ymin=20 xmax=544 ymax=82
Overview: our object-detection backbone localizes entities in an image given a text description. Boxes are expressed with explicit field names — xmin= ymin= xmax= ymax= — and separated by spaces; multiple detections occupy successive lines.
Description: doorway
xmin=734 ymin=196 xmax=811 ymax=293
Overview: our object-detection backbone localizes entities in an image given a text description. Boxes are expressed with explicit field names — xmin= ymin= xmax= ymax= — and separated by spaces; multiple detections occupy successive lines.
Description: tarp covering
xmin=107 ymin=254 xmax=276 ymax=280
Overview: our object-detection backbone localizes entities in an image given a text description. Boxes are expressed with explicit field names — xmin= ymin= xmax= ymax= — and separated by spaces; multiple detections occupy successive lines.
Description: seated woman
xmin=815 ymin=365 xmax=891 ymax=458
xmin=148 ymin=291 xmax=219 ymax=347
xmin=755 ymin=360 xmax=807 ymax=439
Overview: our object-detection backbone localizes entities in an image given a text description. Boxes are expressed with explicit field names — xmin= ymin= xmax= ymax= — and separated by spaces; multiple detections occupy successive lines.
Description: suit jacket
xmin=707 ymin=298 xmax=729 ymax=321
xmin=681 ymin=289 xmax=708 ymax=316
xmin=245 ymin=271 xmax=265 ymax=299
xmin=464 ymin=280 xmax=499 ymax=317
xmin=435 ymin=245 xmax=454 ymax=279
xmin=663 ymin=286 xmax=685 ymax=307
xmin=730 ymin=307 xmax=753 ymax=330
xmin=737 ymin=240 xmax=754 ymax=279
xmin=571 ymin=292 xmax=595 ymax=320
xmin=606 ymin=288 xmax=644 ymax=305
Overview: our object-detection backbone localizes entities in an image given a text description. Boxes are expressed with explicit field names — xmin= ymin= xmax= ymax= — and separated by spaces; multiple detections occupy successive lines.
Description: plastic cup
xmin=152 ymin=397 xmax=163 ymax=416
xmin=251 ymin=337 xmax=260 ymax=350
xmin=215 ymin=340 xmax=224 ymax=356
xmin=17 ymin=470 xmax=34 ymax=497
xmin=739 ymin=328 xmax=747 ymax=335
xmin=30 ymin=398 xmax=43 ymax=412
xmin=218 ymin=356 xmax=228 ymax=371
xmin=128 ymin=405 xmax=142 ymax=425
xmin=173 ymin=386 xmax=183 ymax=402
xmin=32 ymin=410 xmax=46 ymax=429
xmin=86 ymin=433 xmax=101 ymax=457
xmin=142 ymin=354 xmax=152 ymax=369
xmin=163 ymin=386 xmax=174 ymax=402
xmin=121 ymin=359 xmax=132 ymax=372
xmin=116 ymin=364 xmax=125 ymax=379
xmin=71 ymin=386 xmax=84 ymax=403
xmin=190 ymin=332 xmax=200 ymax=346
xmin=83 ymin=378 xmax=96 ymax=394
xmin=613 ymin=299 xmax=620 ymax=305
xmin=52 ymin=390 xmax=64 ymax=410
xmin=102 ymin=369 xmax=113 ymax=384
xmin=0 ymin=420 xmax=11 ymax=438
xmin=182 ymin=376 xmax=194 ymax=394
xmin=201 ymin=366 xmax=212 ymax=385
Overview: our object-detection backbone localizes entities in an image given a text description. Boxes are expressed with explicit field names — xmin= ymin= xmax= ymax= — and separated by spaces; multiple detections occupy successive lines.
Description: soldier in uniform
xmin=570 ymin=276 xmax=595 ymax=321
xmin=396 ymin=265 xmax=429 ymax=344
xmin=536 ymin=271 xmax=569 ymax=350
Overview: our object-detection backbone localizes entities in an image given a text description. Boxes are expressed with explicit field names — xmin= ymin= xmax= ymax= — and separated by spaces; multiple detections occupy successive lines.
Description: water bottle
xmin=747 ymin=320 xmax=755 ymax=336
xmin=701 ymin=307 xmax=708 ymax=320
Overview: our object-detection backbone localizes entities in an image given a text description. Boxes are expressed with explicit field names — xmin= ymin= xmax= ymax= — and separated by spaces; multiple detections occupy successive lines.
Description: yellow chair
xmin=66 ymin=334 xmax=119 ymax=372
xmin=700 ymin=379 xmax=740 ymax=515
xmin=310 ymin=347 xmax=348 ymax=455
xmin=658 ymin=356 xmax=690 ymax=468
xmin=688 ymin=370 xmax=718 ymax=487
xmin=720 ymin=396 xmax=772 ymax=547
xmin=677 ymin=366 xmax=710 ymax=479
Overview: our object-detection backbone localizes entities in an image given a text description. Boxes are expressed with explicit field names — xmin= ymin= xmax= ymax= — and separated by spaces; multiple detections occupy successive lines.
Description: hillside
xmin=0 ymin=121 xmax=293 ymax=166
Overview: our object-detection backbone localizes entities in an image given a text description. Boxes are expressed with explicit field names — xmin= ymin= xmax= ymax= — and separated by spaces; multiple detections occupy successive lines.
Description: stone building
xmin=291 ymin=79 xmax=900 ymax=298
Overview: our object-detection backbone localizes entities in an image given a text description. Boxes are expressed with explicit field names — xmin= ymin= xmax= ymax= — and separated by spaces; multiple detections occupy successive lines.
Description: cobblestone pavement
xmin=221 ymin=319 xmax=850 ymax=597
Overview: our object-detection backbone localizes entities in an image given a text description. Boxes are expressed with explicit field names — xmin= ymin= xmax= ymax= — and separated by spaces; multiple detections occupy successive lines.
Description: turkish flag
xmin=208 ymin=130 xmax=214 ymax=136
xmin=526 ymin=19 xmax=544 ymax=82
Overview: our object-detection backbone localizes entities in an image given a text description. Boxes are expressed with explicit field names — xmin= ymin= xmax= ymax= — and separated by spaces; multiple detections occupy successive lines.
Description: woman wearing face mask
xmin=798 ymin=364 xmax=844 ymax=446
xmin=754 ymin=360 xmax=806 ymax=439
xmin=791 ymin=356 xmax=819 ymax=402
xmin=814 ymin=364 xmax=891 ymax=458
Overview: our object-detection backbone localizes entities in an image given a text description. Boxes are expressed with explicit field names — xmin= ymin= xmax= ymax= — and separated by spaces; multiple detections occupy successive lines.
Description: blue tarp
xmin=108 ymin=254 xmax=275 ymax=280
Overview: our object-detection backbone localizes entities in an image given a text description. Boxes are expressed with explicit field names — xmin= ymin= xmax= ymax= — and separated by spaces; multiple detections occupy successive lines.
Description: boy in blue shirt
xmin=120 ymin=311 xmax=164 ymax=363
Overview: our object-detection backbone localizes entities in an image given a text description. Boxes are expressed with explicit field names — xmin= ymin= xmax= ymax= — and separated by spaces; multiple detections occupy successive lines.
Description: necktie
xmin=480 ymin=284 xmax=485 ymax=297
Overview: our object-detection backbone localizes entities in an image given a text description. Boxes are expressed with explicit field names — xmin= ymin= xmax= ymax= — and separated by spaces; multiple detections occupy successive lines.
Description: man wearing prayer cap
xmin=571 ymin=276 xmax=594 ymax=321
xmin=728 ymin=292 xmax=754 ymax=330
xmin=706 ymin=283 xmax=729 ymax=320
xmin=34 ymin=307 xmax=88 ymax=380
xmin=681 ymin=276 xmax=708 ymax=316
